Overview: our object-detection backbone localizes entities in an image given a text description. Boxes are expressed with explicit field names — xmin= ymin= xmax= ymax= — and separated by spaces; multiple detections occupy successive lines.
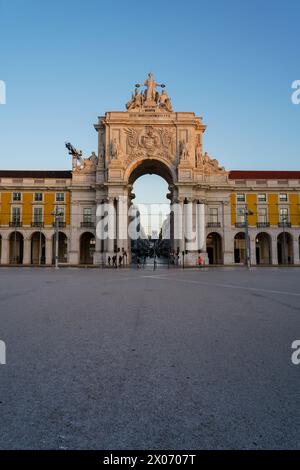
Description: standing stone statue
xmin=111 ymin=138 xmax=122 ymax=159
xmin=195 ymin=143 xmax=202 ymax=166
xmin=159 ymin=89 xmax=173 ymax=112
xmin=180 ymin=140 xmax=190 ymax=160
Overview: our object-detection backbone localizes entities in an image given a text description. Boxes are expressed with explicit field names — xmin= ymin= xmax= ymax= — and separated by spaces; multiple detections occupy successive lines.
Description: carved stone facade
xmin=89 ymin=73 xmax=230 ymax=265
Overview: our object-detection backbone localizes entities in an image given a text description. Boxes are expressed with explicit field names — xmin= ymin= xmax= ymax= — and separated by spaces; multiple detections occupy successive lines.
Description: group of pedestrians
xmin=107 ymin=252 xmax=127 ymax=268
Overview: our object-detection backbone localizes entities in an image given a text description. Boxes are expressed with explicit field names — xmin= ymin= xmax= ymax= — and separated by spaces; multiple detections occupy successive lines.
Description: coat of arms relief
xmin=124 ymin=125 xmax=176 ymax=165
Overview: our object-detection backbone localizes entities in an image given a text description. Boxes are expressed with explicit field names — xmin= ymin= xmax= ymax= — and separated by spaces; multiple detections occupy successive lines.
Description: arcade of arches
xmin=1 ymin=73 xmax=300 ymax=266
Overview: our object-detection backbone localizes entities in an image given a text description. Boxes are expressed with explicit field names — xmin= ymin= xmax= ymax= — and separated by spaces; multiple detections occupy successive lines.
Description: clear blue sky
xmin=0 ymin=0 xmax=299 ymax=179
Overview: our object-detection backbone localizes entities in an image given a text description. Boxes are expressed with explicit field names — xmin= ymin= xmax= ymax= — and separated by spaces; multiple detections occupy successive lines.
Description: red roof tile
xmin=0 ymin=170 xmax=72 ymax=179
xmin=229 ymin=171 xmax=300 ymax=180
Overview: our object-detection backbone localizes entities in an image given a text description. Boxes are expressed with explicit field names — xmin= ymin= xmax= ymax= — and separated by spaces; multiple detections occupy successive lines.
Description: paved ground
xmin=0 ymin=266 xmax=300 ymax=449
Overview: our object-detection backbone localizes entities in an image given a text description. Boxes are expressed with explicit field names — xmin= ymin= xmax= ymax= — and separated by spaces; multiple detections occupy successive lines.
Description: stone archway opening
xmin=277 ymin=232 xmax=293 ymax=265
xmin=206 ymin=232 xmax=223 ymax=264
xmin=31 ymin=231 xmax=46 ymax=265
xmin=52 ymin=232 xmax=68 ymax=264
xmin=256 ymin=232 xmax=271 ymax=265
xmin=9 ymin=231 xmax=24 ymax=264
xmin=80 ymin=232 xmax=95 ymax=264
xmin=234 ymin=232 xmax=246 ymax=264
xmin=128 ymin=160 xmax=175 ymax=265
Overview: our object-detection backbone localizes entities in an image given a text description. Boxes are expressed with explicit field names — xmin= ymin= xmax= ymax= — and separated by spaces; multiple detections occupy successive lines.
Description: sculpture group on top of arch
xmin=126 ymin=72 xmax=173 ymax=112
xmin=66 ymin=73 xmax=227 ymax=179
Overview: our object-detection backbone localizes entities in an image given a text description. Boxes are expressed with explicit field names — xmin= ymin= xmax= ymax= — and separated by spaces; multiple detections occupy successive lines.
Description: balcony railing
xmin=278 ymin=221 xmax=291 ymax=228
xmin=81 ymin=221 xmax=95 ymax=228
xmin=257 ymin=222 xmax=270 ymax=228
xmin=207 ymin=222 xmax=221 ymax=227
xmin=52 ymin=221 xmax=66 ymax=228
xmin=235 ymin=222 xmax=246 ymax=228
xmin=31 ymin=221 xmax=44 ymax=228
xmin=9 ymin=221 xmax=22 ymax=227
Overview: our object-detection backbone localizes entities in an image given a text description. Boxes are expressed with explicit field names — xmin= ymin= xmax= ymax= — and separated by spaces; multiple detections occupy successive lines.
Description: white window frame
xmin=236 ymin=206 xmax=246 ymax=223
xmin=33 ymin=206 xmax=43 ymax=223
xmin=83 ymin=207 xmax=92 ymax=223
xmin=55 ymin=192 xmax=65 ymax=203
xmin=279 ymin=193 xmax=288 ymax=203
xmin=208 ymin=207 xmax=219 ymax=223
xmin=258 ymin=207 xmax=268 ymax=223
xmin=34 ymin=192 xmax=43 ymax=202
xmin=236 ymin=193 xmax=245 ymax=203
xmin=279 ymin=207 xmax=289 ymax=223
xmin=257 ymin=193 xmax=267 ymax=203
xmin=57 ymin=206 xmax=65 ymax=222
xmin=12 ymin=192 xmax=22 ymax=202
xmin=11 ymin=206 xmax=21 ymax=222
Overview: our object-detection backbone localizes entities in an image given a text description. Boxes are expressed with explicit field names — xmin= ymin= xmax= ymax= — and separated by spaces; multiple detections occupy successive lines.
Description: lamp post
xmin=244 ymin=205 xmax=253 ymax=269
xmin=282 ymin=215 xmax=287 ymax=265
xmin=51 ymin=206 xmax=63 ymax=269
xmin=39 ymin=222 xmax=42 ymax=266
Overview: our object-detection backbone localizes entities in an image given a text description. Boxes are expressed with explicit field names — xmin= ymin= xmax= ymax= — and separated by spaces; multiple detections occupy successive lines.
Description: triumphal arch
xmin=69 ymin=73 xmax=231 ymax=266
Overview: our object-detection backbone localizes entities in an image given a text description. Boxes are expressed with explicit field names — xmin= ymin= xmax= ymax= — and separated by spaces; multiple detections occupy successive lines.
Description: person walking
xmin=198 ymin=254 xmax=203 ymax=269
xmin=107 ymin=256 xmax=111 ymax=268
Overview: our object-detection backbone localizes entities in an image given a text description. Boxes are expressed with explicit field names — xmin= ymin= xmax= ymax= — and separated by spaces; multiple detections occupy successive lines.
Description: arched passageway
xmin=234 ymin=232 xmax=246 ymax=264
xmin=277 ymin=232 xmax=293 ymax=264
xmin=206 ymin=232 xmax=223 ymax=264
xmin=52 ymin=232 xmax=68 ymax=264
xmin=256 ymin=232 xmax=271 ymax=265
xmin=80 ymin=232 xmax=95 ymax=264
xmin=31 ymin=232 xmax=46 ymax=265
xmin=129 ymin=166 xmax=172 ymax=265
xmin=9 ymin=231 xmax=24 ymax=264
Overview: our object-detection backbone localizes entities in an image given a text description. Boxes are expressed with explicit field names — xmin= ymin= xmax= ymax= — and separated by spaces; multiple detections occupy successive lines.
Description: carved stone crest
xmin=124 ymin=126 xmax=175 ymax=164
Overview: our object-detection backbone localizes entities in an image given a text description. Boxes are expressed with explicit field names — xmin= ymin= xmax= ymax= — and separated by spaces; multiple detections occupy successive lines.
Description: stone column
xmin=184 ymin=198 xmax=196 ymax=253
xmin=0 ymin=237 xmax=9 ymax=265
xmin=94 ymin=199 xmax=105 ymax=265
xmin=172 ymin=199 xmax=183 ymax=255
xmin=68 ymin=200 xmax=80 ymax=265
xmin=197 ymin=201 xmax=206 ymax=252
xmin=117 ymin=195 xmax=128 ymax=255
xmin=222 ymin=201 xmax=234 ymax=265
xmin=179 ymin=199 xmax=185 ymax=254
xmin=23 ymin=238 xmax=31 ymax=265
xmin=196 ymin=200 xmax=208 ymax=265
xmin=107 ymin=197 xmax=116 ymax=256
xmin=293 ymin=237 xmax=299 ymax=265
xmin=250 ymin=234 xmax=257 ymax=266
xmin=45 ymin=237 xmax=53 ymax=265
xmin=271 ymin=236 xmax=278 ymax=265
